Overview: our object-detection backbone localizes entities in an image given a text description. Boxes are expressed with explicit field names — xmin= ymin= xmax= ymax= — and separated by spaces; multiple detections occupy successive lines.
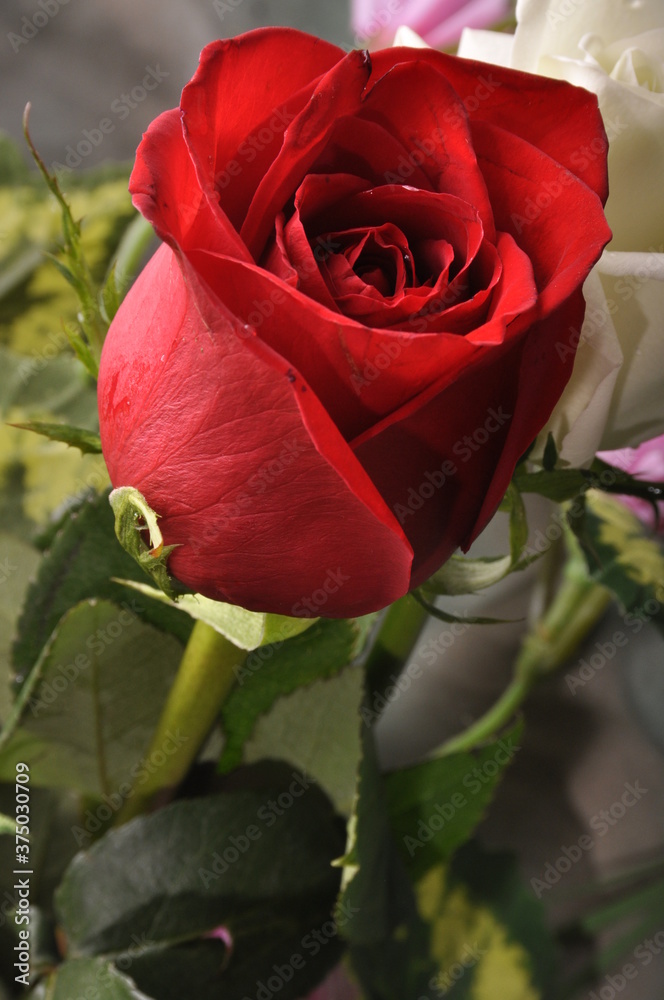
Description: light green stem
xmin=116 ymin=620 xmax=245 ymax=824
xmin=433 ymin=566 xmax=612 ymax=758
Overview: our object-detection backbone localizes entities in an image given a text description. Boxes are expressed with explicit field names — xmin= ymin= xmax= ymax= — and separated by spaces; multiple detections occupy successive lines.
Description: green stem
xmin=364 ymin=593 xmax=429 ymax=705
xmin=115 ymin=621 xmax=246 ymax=824
xmin=433 ymin=562 xmax=612 ymax=758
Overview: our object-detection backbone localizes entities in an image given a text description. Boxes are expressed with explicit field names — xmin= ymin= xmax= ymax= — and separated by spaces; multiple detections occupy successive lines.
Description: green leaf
xmin=0 ymin=599 xmax=184 ymax=801
xmin=571 ymin=491 xmax=664 ymax=631
xmin=0 ymin=344 xmax=97 ymax=424
xmin=115 ymin=579 xmax=317 ymax=651
xmin=218 ymin=618 xmax=372 ymax=777
xmin=12 ymin=489 xmax=193 ymax=683
xmin=336 ymin=711 xmax=536 ymax=999
xmin=385 ymin=723 xmax=523 ymax=882
xmin=9 ymin=420 xmax=101 ymax=454
xmin=0 ymin=168 xmax=133 ymax=358
xmin=336 ymin=723 xmax=399 ymax=947
xmin=54 ymin=769 xmax=345 ymax=1000
xmin=28 ymin=958 xmax=152 ymax=1000
xmin=513 ymin=468 xmax=589 ymax=502
xmin=422 ymin=484 xmax=533 ymax=600
xmin=242 ymin=663 xmax=365 ymax=815
xmin=0 ymin=533 xmax=40 ymax=722
xmin=424 ymin=554 xmax=513 ymax=596
xmin=100 ymin=213 xmax=156 ymax=323
xmin=337 ymin=724 xmax=439 ymax=998
xmin=0 ymin=333 xmax=106 ymax=559
xmin=0 ymin=350 xmax=105 ymax=540
xmin=432 ymin=842 xmax=557 ymax=997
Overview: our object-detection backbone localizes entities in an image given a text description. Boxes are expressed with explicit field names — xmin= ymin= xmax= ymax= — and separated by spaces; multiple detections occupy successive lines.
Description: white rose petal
xmin=542 ymin=268 xmax=623 ymax=467
xmin=537 ymin=36 xmax=664 ymax=252
xmin=458 ymin=26 xmax=515 ymax=65
xmin=393 ymin=25 xmax=430 ymax=48
xmin=462 ymin=0 xmax=664 ymax=460
xmin=511 ymin=0 xmax=661 ymax=72
xmin=592 ymin=250 xmax=664 ymax=452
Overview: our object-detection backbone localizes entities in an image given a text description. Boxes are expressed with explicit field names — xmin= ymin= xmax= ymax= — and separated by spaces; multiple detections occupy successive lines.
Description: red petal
xmin=470 ymin=120 xmax=612 ymax=314
xmin=98 ymin=245 xmax=413 ymax=617
xmin=374 ymin=48 xmax=609 ymax=204
xmin=467 ymin=290 xmax=588 ymax=544
xmin=187 ymin=248 xmax=477 ymax=440
xmin=240 ymin=48 xmax=374 ymax=259
xmin=359 ymin=58 xmax=495 ymax=240
xmin=352 ymin=345 xmax=522 ymax=586
xmin=130 ymin=109 xmax=251 ymax=261
xmin=180 ymin=29 xmax=344 ymax=235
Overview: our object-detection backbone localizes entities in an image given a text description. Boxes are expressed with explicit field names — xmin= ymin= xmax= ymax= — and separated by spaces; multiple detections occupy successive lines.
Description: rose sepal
xmin=113 ymin=577 xmax=319 ymax=651
xmin=109 ymin=486 xmax=183 ymax=601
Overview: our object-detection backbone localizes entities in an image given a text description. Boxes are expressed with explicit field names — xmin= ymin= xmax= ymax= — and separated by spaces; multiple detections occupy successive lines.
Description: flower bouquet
xmin=1 ymin=1 xmax=663 ymax=998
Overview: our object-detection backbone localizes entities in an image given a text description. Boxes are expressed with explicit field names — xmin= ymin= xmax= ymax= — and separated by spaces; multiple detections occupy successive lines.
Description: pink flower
xmin=599 ymin=434 xmax=664 ymax=533
xmin=352 ymin=0 xmax=511 ymax=50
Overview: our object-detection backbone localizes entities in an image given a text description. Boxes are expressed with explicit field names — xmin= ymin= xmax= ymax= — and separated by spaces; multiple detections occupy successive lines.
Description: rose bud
xmin=98 ymin=28 xmax=611 ymax=618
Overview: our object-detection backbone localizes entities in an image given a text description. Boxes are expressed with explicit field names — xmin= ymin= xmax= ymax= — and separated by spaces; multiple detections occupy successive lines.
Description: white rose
xmin=458 ymin=0 xmax=664 ymax=465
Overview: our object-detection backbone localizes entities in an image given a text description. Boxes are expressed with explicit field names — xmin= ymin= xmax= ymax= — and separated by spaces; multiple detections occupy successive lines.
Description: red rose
xmin=98 ymin=27 xmax=610 ymax=617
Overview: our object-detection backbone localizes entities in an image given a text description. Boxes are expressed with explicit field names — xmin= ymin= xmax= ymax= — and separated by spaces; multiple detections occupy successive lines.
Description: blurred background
xmin=0 ymin=0 xmax=354 ymax=166
xmin=1 ymin=1 xmax=663 ymax=996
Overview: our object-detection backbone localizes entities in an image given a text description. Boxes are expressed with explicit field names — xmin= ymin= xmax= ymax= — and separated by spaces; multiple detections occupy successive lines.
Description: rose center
xmin=316 ymin=222 xmax=417 ymax=301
